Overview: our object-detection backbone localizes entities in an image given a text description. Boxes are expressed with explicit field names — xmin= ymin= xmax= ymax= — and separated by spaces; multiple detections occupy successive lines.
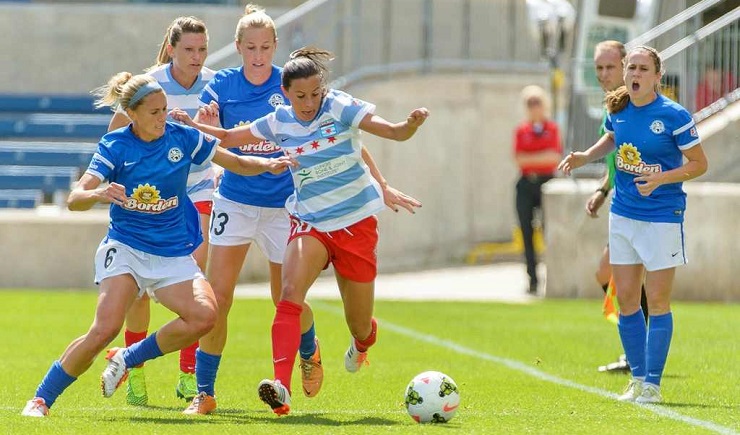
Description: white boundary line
xmin=312 ymin=301 xmax=739 ymax=435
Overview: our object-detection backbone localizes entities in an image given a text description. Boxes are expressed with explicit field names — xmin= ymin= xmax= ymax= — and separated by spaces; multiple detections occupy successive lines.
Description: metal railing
xmin=206 ymin=0 xmax=549 ymax=86
xmin=567 ymin=0 xmax=739 ymax=159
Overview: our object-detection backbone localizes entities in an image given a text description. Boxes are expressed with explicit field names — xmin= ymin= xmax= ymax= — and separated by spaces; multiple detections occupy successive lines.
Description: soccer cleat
xmin=344 ymin=338 xmax=369 ymax=373
xmin=636 ymin=383 xmax=662 ymax=404
xmin=617 ymin=378 xmax=643 ymax=402
xmin=126 ymin=367 xmax=148 ymax=406
xmin=101 ymin=347 xmax=129 ymax=398
xmin=21 ymin=397 xmax=49 ymax=417
xmin=598 ymin=354 xmax=631 ymax=373
xmin=258 ymin=379 xmax=291 ymax=416
xmin=299 ymin=337 xmax=324 ymax=398
xmin=176 ymin=371 xmax=198 ymax=401
xmin=182 ymin=391 xmax=217 ymax=415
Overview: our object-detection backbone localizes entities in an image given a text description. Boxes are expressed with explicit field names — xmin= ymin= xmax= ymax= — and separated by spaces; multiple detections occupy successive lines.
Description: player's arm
xmin=107 ymin=111 xmax=131 ymax=132
xmin=170 ymin=108 xmax=259 ymax=149
xmin=358 ymin=108 xmax=429 ymax=141
xmin=67 ymin=173 xmax=127 ymax=211
xmin=634 ymin=144 xmax=708 ymax=196
xmin=585 ymin=172 xmax=611 ymax=218
xmin=210 ymin=147 xmax=294 ymax=176
xmin=361 ymin=146 xmax=421 ymax=214
xmin=558 ymin=133 xmax=615 ymax=175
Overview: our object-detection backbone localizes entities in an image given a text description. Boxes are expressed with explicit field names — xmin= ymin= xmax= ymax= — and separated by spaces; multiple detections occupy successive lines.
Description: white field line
xmin=312 ymin=301 xmax=739 ymax=435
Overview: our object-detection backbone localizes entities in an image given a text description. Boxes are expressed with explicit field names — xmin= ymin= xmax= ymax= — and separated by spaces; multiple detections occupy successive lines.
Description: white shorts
xmin=94 ymin=238 xmax=204 ymax=302
xmin=208 ymin=192 xmax=290 ymax=263
xmin=609 ymin=213 xmax=687 ymax=272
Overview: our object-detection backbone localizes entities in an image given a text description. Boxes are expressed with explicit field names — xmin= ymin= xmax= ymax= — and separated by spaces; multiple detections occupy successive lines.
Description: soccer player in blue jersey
xmin=106 ymin=15 xmax=216 ymax=406
xmin=181 ymin=5 xmax=420 ymax=416
xmin=173 ymin=46 xmax=429 ymax=415
xmin=20 ymin=72 xmax=292 ymax=418
xmin=559 ymin=45 xmax=708 ymax=403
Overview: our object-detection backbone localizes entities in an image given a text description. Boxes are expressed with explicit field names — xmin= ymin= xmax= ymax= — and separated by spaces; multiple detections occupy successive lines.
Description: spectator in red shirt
xmin=513 ymin=85 xmax=562 ymax=294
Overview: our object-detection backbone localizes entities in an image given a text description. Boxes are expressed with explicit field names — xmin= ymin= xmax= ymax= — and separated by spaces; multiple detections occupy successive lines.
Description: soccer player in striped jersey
xmin=173 ymin=47 xmax=429 ymax=416
xmin=21 ymin=73 xmax=292 ymax=418
xmin=106 ymin=16 xmax=216 ymax=405
xmin=560 ymin=46 xmax=708 ymax=403
xmin=181 ymin=5 xmax=419 ymax=416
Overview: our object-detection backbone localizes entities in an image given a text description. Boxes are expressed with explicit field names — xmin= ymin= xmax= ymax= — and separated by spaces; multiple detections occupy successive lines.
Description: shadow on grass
xmin=660 ymin=402 xmax=737 ymax=410
xmin=127 ymin=409 xmax=402 ymax=427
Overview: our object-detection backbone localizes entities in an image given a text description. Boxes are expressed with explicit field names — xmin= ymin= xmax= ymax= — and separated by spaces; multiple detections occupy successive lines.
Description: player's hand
xmin=558 ymin=151 xmax=588 ymax=176
xmin=169 ymin=108 xmax=195 ymax=126
xmin=634 ymin=172 xmax=663 ymax=196
xmin=196 ymin=101 xmax=220 ymax=127
xmin=382 ymin=184 xmax=422 ymax=214
xmin=97 ymin=182 xmax=127 ymax=206
xmin=585 ymin=190 xmax=606 ymax=218
xmin=406 ymin=108 xmax=430 ymax=128
xmin=265 ymin=155 xmax=297 ymax=175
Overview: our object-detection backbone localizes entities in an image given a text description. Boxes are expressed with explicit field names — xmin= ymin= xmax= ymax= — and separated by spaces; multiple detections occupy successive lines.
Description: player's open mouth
xmin=632 ymin=82 xmax=640 ymax=91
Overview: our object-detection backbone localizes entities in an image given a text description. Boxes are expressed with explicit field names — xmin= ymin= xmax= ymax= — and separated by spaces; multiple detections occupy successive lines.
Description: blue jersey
xmin=604 ymin=94 xmax=701 ymax=223
xmin=200 ymin=65 xmax=292 ymax=208
xmin=119 ymin=64 xmax=218 ymax=203
xmin=251 ymin=89 xmax=384 ymax=232
xmin=86 ymin=122 xmax=219 ymax=256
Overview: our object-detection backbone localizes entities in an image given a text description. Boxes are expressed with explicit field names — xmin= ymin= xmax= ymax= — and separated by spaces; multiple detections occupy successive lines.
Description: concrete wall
xmin=0 ymin=72 xmax=548 ymax=288
xmin=0 ymin=3 xmax=270 ymax=94
xmin=543 ymin=180 xmax=740 ymax=302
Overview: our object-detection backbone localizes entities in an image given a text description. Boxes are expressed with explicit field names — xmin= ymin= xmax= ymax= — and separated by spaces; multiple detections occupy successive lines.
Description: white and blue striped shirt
xmin=149 ymin=64 xmax=217 ymax=203
xmin=250 ymin=89 xmax=384 ymax=232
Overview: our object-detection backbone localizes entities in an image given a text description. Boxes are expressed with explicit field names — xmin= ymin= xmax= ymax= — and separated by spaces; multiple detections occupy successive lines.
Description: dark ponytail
xmin=282 ymin=47 xmax=334 ymax=90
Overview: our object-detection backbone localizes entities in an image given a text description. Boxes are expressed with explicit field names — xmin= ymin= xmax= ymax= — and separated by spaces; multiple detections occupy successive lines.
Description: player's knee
xmin=89 ymin=322 xmax=122 ymax=348
xmin=212 ymin=289 xmax=234 ymax=313
xmin=280 ymin=282 xmax=304 ymax=304
xmin=190 ymin=304 xmax=217 ymax=337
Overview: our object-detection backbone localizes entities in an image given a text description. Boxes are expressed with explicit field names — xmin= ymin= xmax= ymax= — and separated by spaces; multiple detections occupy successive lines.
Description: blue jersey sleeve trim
xmin=673 ymin=119 xmax=694 ymax=136
xmin=92 ymin=152 xmax=115 ymax=170
xmin=677 ymin=138 xmax=701 ymax=150
xmin=86 ymin=169 xmax=105 ymax=181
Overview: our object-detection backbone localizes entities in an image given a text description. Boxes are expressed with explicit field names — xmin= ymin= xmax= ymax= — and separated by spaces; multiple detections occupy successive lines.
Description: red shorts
xmin=193 ymin=200 xmax=213 ymax=216
xmin=288 ymin=216 xmax=379 ymax=282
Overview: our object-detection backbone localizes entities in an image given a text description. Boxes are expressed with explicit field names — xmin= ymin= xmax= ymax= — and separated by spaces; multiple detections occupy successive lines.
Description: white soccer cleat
xmin=617 ymin=378 xmax=643 ymax=402
xmin=344 ymin=338 xmax=369 ymax=373
xmin=101 ymin=347 xmax=129 ymax=398
xmin=257 ymin=379 xmax=291 ymax=416
xmin=21 ymin=397 xmax=49 ymax=417
xmin=635 ymin=383 xmax=662 ymax=404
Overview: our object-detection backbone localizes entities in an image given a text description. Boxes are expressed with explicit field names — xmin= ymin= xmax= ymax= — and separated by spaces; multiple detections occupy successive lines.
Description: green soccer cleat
xmin=176 ymin=371 xmax=198 ymax=401
xmin=126 ymin=367 xmax=148 ymax=406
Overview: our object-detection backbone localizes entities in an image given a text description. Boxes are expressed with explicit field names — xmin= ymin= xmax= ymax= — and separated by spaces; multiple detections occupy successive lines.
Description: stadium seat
xmin=0 ymin=142 xmax=96 ymax=170
xmin=0 ymin=189 xmax=43 ymax=209
xmin=0 ymin=165 xmax=78 ymax=195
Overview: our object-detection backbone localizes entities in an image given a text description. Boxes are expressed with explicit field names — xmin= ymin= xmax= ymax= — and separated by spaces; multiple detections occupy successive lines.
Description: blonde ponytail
xmin=236 ymin=4 xmax=277 ymax=43
xmin=91 ymin=72 xmax=159 ymax=111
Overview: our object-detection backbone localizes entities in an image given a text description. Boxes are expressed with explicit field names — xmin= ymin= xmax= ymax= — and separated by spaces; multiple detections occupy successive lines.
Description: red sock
xmin=355 ymin=317 xmax=377 ymax=352
xmin=180 ymin=342 xmax=198 ymax=374
xmin=272 ymin=300 xmax=303 ymax=394
xmin=125 ymin=330 xmax=148 ymax=368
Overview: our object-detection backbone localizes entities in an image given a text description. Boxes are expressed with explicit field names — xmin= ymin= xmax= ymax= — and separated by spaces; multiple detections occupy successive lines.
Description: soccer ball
xmin=404 ymin=371 xmax=460 ymax=423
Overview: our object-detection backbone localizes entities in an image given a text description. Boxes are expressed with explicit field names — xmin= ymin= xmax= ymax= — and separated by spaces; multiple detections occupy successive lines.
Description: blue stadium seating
xmin=0 ymin=189 xmax=43 ymax=209
xmin=0 ymin=142 xmax=96 ymax=169
xmin=0 ymin=166 xmax=78 ymax=194
xmin=0 ymin=95 xmax=105 ymax=114
xmin=0 ymin=95 xmax=110 ymax=140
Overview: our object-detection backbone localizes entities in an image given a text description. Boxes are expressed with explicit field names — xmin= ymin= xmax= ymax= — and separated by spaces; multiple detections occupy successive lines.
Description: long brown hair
xmin=149 ymin=16 xmax=208 ymax=71
xmin=282 ymin=47 xmax=334 ymax=90
xmin=605 ymin=45 xmax=663 ymax=114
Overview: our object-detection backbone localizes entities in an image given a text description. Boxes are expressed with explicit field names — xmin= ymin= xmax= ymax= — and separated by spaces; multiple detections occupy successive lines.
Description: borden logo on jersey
xmin=125 ymin=183 xmax=178 ymax=214
xmin=616 ymin=143 xmax=662 ymax=175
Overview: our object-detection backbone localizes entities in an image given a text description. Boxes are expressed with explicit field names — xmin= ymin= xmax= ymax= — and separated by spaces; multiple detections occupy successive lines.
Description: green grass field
xmin=1 ymin=290 xmax=737 ymax=434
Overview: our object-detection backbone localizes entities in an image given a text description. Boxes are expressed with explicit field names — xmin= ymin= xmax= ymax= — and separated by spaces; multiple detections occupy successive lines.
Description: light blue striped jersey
xmin=250 ymin=89 xmax=383 ymax=232
xmin=149 ymin=63 xmax=217 ymax=203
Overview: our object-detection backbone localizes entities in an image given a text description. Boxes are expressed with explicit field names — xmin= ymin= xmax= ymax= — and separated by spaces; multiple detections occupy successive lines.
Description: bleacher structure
xmin=0 ymin=95 xmax=104 ymax=207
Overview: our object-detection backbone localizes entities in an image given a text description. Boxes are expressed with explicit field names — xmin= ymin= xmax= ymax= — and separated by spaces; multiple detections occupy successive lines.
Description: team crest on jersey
xmin=319 ymin=119 xmax=337 ymax=137
xmin=616 ymin=143 xmax=662 ymax=175
xmin=124 ymin=183 xmax=178 ymax=214
xmin=168 ymin=147 xmax=184 ymax=163
xmin=649 ymin=120 xmax=665 ymax=134
xmin=268 ymin=93 xmax=285 ymax=108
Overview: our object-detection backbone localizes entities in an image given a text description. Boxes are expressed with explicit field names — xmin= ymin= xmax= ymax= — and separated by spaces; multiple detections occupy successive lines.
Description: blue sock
xmin=122 ymin=333 xmax=163 ymax=368
xmin=35 ymin=361 xmax=76 ymax=408
xmin=195 ymin=349 xmax=221 ymax=397
xmin=618 ymin=308 xmax=647 ymax=378
xmin=299 ymin=323 xmax=317 ymax=360
xmin=645 ymin=312 xmax=673 ymax=386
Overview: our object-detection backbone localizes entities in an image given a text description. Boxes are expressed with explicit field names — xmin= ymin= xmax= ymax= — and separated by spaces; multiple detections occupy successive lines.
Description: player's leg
xmin=596 ymin=246 xmax=611 ymax=290
xmin=259 ymin=209 xmax=322 ymax=398
xmin=176 ymin=209 xmax=211 ymax=402
xmin=636 ymin=267 xmax=675 ymax=403
xmin=23 ymin=275 xmax=137 ymax=416
xmin=612 ymin=263 xmax=646 ymax=400
xmin=124 ymin=293 xmax=150 ymax=406
xmin=258 ymin=232 xmax=328 ymax=415
xmin=336 ymin=274 xmax=377 ymax=373
xmin=515 ymin=178 xmax=537 ymax=293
